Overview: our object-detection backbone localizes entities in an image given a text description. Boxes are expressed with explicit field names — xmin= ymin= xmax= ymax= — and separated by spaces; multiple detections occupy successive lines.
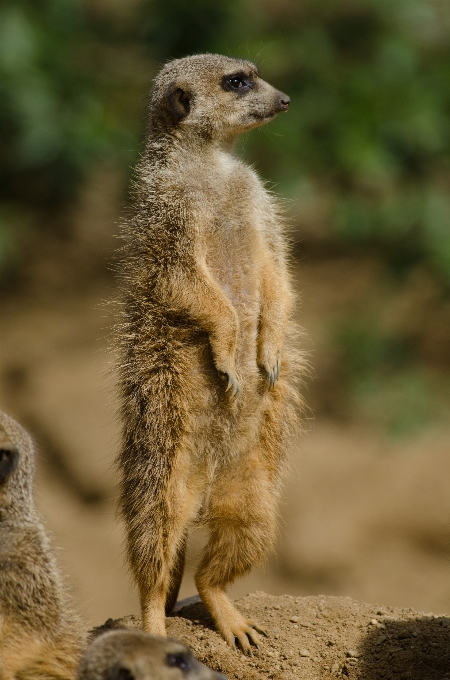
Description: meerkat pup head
xmin=0 ymin=411 xmax=35 ymax=519
xmin=149 ymin=53 xmax=290 ymax=142
xmin=78 ymin=630 xmax=227 ymax=680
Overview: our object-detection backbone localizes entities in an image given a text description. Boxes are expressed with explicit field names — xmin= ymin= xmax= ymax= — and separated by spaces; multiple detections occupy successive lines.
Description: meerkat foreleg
xmin=162 ymin=261 xmax=241 ymax=396
xmin=194 ymin=453 xmax=278 ymax=654
xmin=257 ymin=258 xmax=292 ymax=389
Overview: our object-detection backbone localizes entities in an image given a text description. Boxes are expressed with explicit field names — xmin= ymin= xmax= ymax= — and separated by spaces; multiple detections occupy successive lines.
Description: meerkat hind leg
xmin=195 ymin=457 xmax=275 ymax=655
xmin=165 ymin=532 xmax=187 ymax=615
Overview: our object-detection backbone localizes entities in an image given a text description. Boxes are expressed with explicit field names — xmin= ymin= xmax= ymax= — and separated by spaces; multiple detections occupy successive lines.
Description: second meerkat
xmin=117 ymin=53 xmax=305 ymax=654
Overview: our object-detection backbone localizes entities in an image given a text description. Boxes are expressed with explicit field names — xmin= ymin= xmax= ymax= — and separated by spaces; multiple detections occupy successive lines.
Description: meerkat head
xmin=0 ymin=411 xmax=35 ymax=519
xmin=78 ymin=630 xmax=227 ymax=680
xmin=148 ymin=53 xmax=290 ymax=143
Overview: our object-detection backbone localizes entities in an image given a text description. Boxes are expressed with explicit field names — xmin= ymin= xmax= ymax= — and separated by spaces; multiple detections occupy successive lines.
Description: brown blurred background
xmin=0 ymin=0 xmax=450 ymax=627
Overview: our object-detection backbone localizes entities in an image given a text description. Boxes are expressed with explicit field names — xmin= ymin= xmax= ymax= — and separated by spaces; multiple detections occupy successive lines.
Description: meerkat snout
xmin=78 ymin=630 xmax=227 ymax=680
xmin=278 ymin=94 xmax=290 ymax=111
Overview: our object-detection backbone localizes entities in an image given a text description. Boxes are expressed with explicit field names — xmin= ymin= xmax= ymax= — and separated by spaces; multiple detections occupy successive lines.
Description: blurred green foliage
xmin=1 ymin=0 xmax=450 ymax=283
xmin=1 ymin=0 xmax=449 ymax=431
xmin=333 ymin=318 xmax=441 ymax=436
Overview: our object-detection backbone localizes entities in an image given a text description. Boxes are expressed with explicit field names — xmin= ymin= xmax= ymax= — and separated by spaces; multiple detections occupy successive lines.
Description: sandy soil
xmin=94 ymin=592 xmax=450 ymax=679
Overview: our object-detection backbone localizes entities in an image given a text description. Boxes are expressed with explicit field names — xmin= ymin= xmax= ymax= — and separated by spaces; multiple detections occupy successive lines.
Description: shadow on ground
xmin=357 ymin=616 xmax=450 ymax=680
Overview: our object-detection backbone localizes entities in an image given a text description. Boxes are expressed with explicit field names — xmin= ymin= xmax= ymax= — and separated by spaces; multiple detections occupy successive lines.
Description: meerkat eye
xmin=166 ymin=653 xmax=191 ymax=671
xmin=229 ymin=76 xmax=245 ymax=89
xmin=0 ymin=448 xmax=19 ymax=482
xmin=222 ymin=74 xmax=252 ymax=93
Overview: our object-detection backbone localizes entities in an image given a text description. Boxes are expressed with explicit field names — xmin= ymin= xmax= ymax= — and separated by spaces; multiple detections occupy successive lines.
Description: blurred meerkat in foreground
xmin=78 ymin=630 xmax=226 ymax=680
xmin=116 ymin=53 xmax=305 ymax=654
xmin=0 ymin=411 xmax=85 ymax=679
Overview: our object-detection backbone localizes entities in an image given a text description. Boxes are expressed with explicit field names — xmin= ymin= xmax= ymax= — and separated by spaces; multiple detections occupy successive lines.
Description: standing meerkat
xmin=116 ymin=53 xmax=305 ymax=655
xmin=0 ymin=411 xmax=86 ymax=679
xmin=78 ymin=630 xmax=226 ymax=680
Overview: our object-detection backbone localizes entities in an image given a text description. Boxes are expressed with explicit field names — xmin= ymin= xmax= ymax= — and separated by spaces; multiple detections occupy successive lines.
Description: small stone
xmin=292 ymin=624 xmax=298 ymax=629
xmin=370 ymin=619 xmax=378 ymax=625
xmin=289 ymin=616 xmax=299 ymax=623
xmin=376 ymin=635 xmax=387 ymax=645
xmin=397 ymin=630 xmax=410 ymax=639
xmin=274 ymin=634 xmax=280 ymax=639
xmin=299 ymin=649 xmax=310 ymax=657
xmin=347 ymin=649 xmax=361 ymax=658
xmin=273 ymin=628 xmax=280 ymax=633
xmin=331 ymin=662 xmax=339 ymax=673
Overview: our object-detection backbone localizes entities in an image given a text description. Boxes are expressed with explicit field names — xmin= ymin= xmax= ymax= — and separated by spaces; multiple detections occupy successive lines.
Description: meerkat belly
xmin=205 ymin=221 xmax=263 ymax=374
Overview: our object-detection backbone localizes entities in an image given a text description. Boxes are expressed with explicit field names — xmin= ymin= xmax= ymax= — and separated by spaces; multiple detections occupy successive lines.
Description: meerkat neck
xmin=144 ymin=125 xmax=239 ymax=164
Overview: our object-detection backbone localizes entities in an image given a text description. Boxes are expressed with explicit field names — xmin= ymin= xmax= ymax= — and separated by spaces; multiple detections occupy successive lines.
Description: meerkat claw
xmin=248 ymin=620 xmax=268 ymax=637
xmin=222 ymin=372 xmax=241 ymax=398
xmin=264 ymin=354 xmax=282 ymax=390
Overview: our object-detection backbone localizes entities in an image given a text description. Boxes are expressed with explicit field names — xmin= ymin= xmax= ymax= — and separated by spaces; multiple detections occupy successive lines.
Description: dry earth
xmin=94 ymin=592 xmax=450 ymax=679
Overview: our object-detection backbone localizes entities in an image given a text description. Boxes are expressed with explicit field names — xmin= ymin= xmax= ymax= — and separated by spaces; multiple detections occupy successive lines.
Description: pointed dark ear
xmin=109 ymin=663 xmax=135 ymax=680
xmin=166 ymin=82 xmax=192 ymax=122
xmin=0 ymin=448 xmax=19 ymax=484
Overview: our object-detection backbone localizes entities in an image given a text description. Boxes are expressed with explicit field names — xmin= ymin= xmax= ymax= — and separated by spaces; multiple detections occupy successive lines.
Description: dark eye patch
xmin=0 ymin=448 xmax=19 ymax=483
xmin=110 ymin=664 xmax=135 ymax=680
xmin=221 ymin=72 xmax=253 ymax=93
xmin=166 ymin=652 xmax=192 ymax=672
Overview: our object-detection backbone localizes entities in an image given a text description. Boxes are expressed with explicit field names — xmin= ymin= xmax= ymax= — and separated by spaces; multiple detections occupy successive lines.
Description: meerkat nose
xmin=279 ymin=95 xmax=290 ymax=111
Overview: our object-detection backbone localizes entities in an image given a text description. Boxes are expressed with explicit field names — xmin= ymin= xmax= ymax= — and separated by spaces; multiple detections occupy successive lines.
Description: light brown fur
xmin=0 ymin=412 xmax=86 ymax=679
xmin=77 ymin=630 xmax=225 ymax=680
xmin=116 ymin=53 xmax=306 ymax=654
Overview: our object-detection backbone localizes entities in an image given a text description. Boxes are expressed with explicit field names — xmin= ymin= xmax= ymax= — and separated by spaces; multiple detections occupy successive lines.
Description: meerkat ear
xmin=166 ymin=83 xmax=192 ymax=122
xmin=0 ymin=448 xmax=19 ymax=483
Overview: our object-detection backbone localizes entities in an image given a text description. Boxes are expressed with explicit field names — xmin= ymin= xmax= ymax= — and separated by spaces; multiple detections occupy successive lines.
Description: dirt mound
xmin=93 ymin=592 xmax=450 ymax=679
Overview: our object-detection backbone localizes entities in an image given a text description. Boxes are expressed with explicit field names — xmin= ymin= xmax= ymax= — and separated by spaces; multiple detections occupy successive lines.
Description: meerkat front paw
xmin=258 ymin=347 xmax=282 ymax=389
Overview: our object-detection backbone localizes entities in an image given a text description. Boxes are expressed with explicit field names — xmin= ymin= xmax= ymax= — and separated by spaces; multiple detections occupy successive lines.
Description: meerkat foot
xmin=198 ymin=588 xmax=266 ymax=655
xmin=218 ymin=611 xmax=267 ymax=655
